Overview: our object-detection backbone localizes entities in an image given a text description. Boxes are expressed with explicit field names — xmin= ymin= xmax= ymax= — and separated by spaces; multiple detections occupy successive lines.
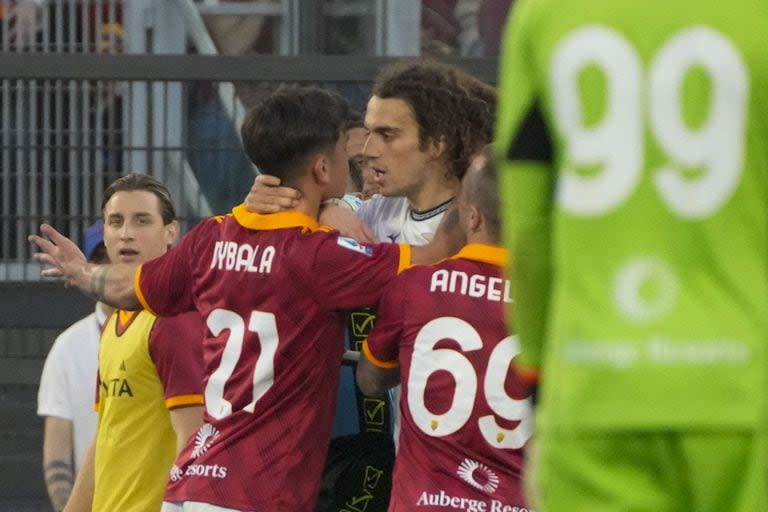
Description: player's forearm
xmin=42 ymin=417 xmax=74 ymax=511
xmin=170 ymin=406 xmax=203 ymax=457
xmin=356 ymin=358 xmax=400 ymax=396
xmin=73 ymin=264 xmax=142 ymax=310
xmin=63 ymin=439 xmax=95 ymax=512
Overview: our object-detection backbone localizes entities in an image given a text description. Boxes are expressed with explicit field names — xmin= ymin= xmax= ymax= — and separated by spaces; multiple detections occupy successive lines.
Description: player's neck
xmin=466 ymin=231 xmax=498 ymax=247
xmin=407 ymin=176 xmax=459 ymax=213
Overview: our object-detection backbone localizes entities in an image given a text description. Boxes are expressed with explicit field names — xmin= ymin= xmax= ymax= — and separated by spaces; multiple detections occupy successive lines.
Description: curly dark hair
xmin=372 ymin=60 xmax=496 ymax=180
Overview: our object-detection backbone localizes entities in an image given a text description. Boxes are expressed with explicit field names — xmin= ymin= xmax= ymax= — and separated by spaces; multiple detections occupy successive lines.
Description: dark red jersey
xmin=136 ymin=206 xmax=408 ymax=511
xmin=364 ymin=244 xmax=532 ymax=512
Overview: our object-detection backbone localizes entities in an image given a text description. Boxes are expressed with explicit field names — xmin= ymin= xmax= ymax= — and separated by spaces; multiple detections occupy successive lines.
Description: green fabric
xmin=496 ymin=0 xmax=768 ymax=429
xmin=534 ymin=431 xmax=768 ymax=512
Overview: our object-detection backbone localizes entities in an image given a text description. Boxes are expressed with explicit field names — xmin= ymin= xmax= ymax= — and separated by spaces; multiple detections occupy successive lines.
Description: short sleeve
xmin=308 ymin=234 xmax=410 ymax=311
xmin=149 ymin=312 xmax=205 ymax=409
xmin=135 ymin=220 xmax=209 ymax=317
xmin=362 ymin=279 xmax=405 ymax=368
xmin=37 ymin=339 xmax=71 ymax=419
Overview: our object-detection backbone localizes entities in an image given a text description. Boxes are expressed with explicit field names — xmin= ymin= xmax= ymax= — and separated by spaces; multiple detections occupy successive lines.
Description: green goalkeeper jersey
xmin=496 ymin=0 xmax=768 ymax=430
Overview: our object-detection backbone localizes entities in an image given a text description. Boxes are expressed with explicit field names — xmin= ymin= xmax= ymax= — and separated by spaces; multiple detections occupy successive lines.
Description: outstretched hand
xmin=244 ymin=174 xmax=301 ymax=214
xmin=28 ymin=224 xmax=88 ymax=286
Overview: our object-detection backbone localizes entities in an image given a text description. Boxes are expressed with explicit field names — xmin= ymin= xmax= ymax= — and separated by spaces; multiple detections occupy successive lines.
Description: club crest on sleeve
xmin=336 ymin=236 xmax=374 ymax=256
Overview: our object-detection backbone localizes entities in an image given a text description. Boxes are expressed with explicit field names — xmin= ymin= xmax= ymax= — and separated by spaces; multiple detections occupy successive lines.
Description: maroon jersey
xmin=135 ymin=206 xmax=409 ymax=511
xmin=364 ymin=244 xmax=533 ymax=512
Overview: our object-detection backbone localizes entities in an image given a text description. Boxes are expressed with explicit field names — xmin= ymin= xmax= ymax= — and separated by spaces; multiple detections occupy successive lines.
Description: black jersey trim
xmin=410 ymin=197 xmax=454 ymax=222
xmin=506 ymin=100 xmax=554 ymax=164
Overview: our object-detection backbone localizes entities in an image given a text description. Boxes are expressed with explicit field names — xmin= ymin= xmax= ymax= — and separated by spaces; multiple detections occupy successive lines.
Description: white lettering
xmin=450 ymin=271 xmax=468 ymax=294
xmin=429 ymin=270 xmax=513 ymax=304
xmin=414 ymin=490 xmax=490 ymax=512
xmin=260 ymin=246 xmax=275 ymax=273
xmin=431 ymin=270 xmax=450 ymax=293
xmin=209 ymin=241 xmax=276 ymax=274
xmin=183 ymin=463 xmax=229 ymax=479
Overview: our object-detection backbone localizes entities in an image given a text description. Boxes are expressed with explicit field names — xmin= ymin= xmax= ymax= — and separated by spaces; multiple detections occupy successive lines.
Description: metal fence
xmin=0 ymin=51 xmax=497 ymax=282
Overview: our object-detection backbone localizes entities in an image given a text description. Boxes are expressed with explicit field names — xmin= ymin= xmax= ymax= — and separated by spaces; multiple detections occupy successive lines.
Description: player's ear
xmin=163 ymin=220 xmax=179 ymax=247
xmin=427 ymin=135 xmax=448 ymax=160
xmin=467 ymin=204 xmax=482 ymax=233
xmin=310 ymin=152 xmax=331 ymax=186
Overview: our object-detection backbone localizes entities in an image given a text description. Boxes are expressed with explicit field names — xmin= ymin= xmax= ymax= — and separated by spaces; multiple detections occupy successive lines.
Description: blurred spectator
xmin=478 ymin=0 xmax=513 ymax=56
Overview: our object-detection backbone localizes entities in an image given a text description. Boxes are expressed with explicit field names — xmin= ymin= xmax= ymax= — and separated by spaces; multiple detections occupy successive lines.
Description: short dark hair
xmin=101 ymin=173 xmax=176 ymax=224
xmin=372 ymin=60 xmax=496 ymax=180
xmin=466 ymin=145 xmax=501 ymax=242
xmin=241 ymin=86 xmax=352 ymax=185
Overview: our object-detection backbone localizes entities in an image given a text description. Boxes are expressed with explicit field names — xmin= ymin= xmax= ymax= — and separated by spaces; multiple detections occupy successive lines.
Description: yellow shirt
xmin=93 ymin=310 xmax=203 ymax=512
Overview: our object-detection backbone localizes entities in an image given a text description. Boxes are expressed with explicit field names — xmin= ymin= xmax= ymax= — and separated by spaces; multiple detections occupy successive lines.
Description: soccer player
xmin=53 ymin=175 xmax=205 ymax=512
xmin=496 ymin=1 xmax=768 ymax=510
xmin=30 ymin=87 xmax=460 ymax=512
xmin=357 ymin=148 xmax=532 ymax=511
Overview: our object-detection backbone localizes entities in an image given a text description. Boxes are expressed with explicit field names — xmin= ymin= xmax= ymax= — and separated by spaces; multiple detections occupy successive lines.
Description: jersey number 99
xmin=551 ymin=26 xmax=749 ymax=219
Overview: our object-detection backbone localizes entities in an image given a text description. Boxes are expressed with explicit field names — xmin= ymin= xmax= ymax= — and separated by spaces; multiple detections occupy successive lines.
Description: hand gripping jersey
xmin=365 ymin=244 xmax=532 ymax=511
xmin=135 ymin=206 xmax=409 ymax=511
xmin=496 ymin=0 xmax=768 ymax=430
xmin=93 ymin=310 xmax=204 ymax=512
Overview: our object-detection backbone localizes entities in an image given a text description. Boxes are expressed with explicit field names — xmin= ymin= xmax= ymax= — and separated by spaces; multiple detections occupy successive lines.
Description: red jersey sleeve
xmin=308 ymin=234 xmax=410 ymax=310
xmin=148 ymin=312 xmax=205 ymax=409
xmin=135 ymin=219 xmax=212 ymax=317
xmin=363 ymin=278 xmax=405 ymax=368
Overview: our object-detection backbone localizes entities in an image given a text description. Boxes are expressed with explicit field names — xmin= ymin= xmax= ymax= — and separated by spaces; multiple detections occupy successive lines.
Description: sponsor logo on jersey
xmin=191 ymin=423 xmax=221 ymax=458
xmin=101 ymin=377 xmax=133 ymax=398
xmin=386 ymin=232 xmax=400 ymax=243
xmin=169 ymin=464 xmax=183 ymax=482
xmin=337 ymin=236 xmax=374 ymax=256
xmin=415 ymin=490 xmax=532 ymax=512
xmin=457 ymin=458 xmax=499 ymax=494
xmin=184 ymin=463 xmax=228 ymax=479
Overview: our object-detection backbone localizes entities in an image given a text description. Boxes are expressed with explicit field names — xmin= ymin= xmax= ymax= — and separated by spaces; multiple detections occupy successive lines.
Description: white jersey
xmin=37 ymin=305 xmax=106 ymax=471
xmin=358 ymin=195 xmax=450 ymax=244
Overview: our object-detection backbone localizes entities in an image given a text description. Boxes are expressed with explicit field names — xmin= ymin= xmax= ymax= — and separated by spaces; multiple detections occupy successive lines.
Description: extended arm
xmin=42 ymin=417 xmax=75 ymax=511
xmin=29 ymin=224 xmax=141 ymax=310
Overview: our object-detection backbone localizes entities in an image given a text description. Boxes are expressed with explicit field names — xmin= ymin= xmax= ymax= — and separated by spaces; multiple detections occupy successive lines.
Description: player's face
xmin=363 ymin=96 xmax=434 ymax=200
xmin=102 ymin=190 xmax=177 ymax=265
